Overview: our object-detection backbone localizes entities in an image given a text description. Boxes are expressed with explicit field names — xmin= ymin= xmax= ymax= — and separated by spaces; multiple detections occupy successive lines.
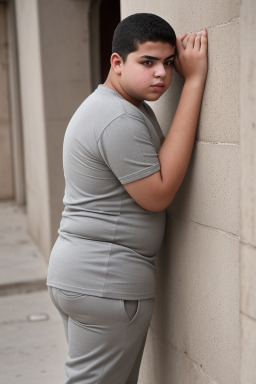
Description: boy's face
xmin=118 ymin=41 xmax=175 ymax=106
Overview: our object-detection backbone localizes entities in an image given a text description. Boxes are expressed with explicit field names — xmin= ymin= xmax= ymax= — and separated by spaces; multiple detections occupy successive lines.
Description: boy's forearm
xmin=157 ymin=80 xmax=205 ymax=203
xmin=124 ymin=80 xmax=206 ymax=213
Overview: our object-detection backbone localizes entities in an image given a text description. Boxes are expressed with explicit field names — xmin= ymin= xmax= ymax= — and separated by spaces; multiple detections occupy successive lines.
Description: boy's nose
xmin=154 ymin=64 xmax=166 ymax=78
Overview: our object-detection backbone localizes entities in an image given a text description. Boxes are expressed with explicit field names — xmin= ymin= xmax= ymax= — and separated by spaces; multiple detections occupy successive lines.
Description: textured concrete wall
xmin=0 ymin=3 xmax=14 ymax=200
xmin=15 ymin=0 xmax=51 ymax=255
xmin=15 ymin=0 xmax=91 ymax=258
xmin=37 ymin=0 xmax=92 ymax=254
xmin=121 ymin=1 xmax=240 ymax=383
xmin=240 ymin=0 xmax=256 ymax=382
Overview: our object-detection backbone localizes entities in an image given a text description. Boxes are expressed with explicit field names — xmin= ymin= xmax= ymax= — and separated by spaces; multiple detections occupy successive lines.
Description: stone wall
xmin=15 ymin=0 xmax=51 ymax=255
xmin=240 ymin=0 xmax=256 ymax=383
xmin=0 ymin=3 xmax=14 ymax=200
xmin=15 ymin=0 xmax=92 ymax=257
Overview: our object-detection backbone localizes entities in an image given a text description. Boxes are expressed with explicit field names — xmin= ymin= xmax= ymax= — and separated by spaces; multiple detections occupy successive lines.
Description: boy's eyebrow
xmin=139 ymin=53 xmax=176 ymax=61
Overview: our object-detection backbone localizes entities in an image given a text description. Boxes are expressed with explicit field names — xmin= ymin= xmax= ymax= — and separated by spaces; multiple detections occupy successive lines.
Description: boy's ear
xmin=110 ymin=53 xmax=123 ymax=75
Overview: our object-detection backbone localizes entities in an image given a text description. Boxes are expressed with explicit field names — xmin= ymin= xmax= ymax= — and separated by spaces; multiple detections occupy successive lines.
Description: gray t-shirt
xmin=47 ymin=85 xmax=166 ymax=299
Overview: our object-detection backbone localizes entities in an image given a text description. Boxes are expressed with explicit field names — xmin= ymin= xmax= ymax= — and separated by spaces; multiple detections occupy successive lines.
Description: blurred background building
xmin=0 ymin=0 xmax=255 ymax=383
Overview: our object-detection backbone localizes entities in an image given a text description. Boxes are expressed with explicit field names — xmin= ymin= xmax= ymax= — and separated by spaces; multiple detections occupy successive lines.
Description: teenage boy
xmin=47 ymin=13 xmax=208 ymax=384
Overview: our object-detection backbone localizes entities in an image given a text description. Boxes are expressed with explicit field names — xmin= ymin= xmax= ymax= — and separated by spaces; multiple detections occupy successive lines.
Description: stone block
xmin=198 ymin=19 xmax=239 ymax=143
xmin=121 ymin=0 xmax=240 ymax=34
xmin=240 ymin=0 xmax=256 ymax=247
xmin=169 ymin=141 xmax=239 ymax=235
xmin=139 ymin=327 xmax=222 ymax=384
xmin=241 ymin=314 xmax=256 ymax=384
xmin=151 ymin=217 xmax=239 ymax=384
xmin=240 ymin=243 xmax=256 ymax=319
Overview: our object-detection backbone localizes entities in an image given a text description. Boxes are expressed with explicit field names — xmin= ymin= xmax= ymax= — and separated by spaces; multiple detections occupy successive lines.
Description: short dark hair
xmin=112 ymin=13 xmax=176 ymax=62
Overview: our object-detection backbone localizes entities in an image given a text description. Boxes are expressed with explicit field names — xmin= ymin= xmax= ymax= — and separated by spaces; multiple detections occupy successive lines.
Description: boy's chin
xmin=144 ymin=93 xmax=164 ymax=102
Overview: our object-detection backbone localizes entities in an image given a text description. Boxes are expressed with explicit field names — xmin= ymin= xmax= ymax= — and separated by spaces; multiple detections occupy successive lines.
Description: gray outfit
xmin=47 ymin=85 xmax=166 ymax=383
xmin=47 ymin=85 xmax=166 ymax=300
xmin=49 ymin=287 xmax=155 ymax=384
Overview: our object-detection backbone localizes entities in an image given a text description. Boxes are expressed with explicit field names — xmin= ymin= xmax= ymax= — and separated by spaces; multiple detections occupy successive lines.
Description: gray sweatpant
xmin=48 ymin=287 xmax=155 ymax=384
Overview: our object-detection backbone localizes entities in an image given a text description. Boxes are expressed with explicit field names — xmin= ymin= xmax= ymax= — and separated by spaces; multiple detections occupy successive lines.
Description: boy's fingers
xmin=175 ymin=36 xmax=184 ymax=52
xmin=202 ymin=28 xmax=208 ymax=37
xmin=179 ymin=33 xmax=188 ymax=41
xmin=176 ymin=33 xmax=188 ymax=52
xmin=186 ymin=33 xmax=196 ymax=49
xmin=194 ymin=35 xmax=201 ymax=50
xmin=182 ymin=35 xmax=189 ymax=49
xmin=200 ymin=29 xmax=208 ymax=53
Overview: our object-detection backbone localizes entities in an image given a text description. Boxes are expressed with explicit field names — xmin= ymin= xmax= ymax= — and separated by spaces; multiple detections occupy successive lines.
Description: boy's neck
xmin=104 ymin=71 xmax=141 ymax=107
xmin=103 ymin=73 xmax=116 ymax=93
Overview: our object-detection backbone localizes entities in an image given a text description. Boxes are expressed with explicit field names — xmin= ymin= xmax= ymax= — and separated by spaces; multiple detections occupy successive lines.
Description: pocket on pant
xmin=122 ymin=300 xmax=139 ymax=323
xmin=59 ymin=289 xmax=85 ymax=299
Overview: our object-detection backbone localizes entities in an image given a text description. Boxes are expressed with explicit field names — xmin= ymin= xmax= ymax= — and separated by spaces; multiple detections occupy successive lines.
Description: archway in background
xmin=99 ymin=0 xmax=120 ymax=83
xmin=89 ymin=0 xmax=120 ymax=89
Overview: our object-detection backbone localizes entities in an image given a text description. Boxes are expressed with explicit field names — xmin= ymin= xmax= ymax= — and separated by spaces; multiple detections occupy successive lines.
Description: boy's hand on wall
xmin=174 ymin=29 xmax=208 ymax=86
xmin=182 ymin=30 xmax=204 ymax=49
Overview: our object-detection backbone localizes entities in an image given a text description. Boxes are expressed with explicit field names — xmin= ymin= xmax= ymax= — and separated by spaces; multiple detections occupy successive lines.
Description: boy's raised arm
xmin=124 ymin=30 xmax=208 ymax=212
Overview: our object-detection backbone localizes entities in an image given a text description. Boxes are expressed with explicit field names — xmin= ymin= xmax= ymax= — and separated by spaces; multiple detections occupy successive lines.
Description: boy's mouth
xmin=151 ymin=82 xmax=165 ymax=90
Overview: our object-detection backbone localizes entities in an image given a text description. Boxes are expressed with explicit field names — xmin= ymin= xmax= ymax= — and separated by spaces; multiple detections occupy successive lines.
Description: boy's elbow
xmin=138 ymin=193 xmax=175 ymax=212
xmin=124 ymin=172 xmax=177 ymax=212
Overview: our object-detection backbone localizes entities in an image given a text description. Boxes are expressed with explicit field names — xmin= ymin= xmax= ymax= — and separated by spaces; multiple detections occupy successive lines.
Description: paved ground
xmin=0 ymin=202 xmax=67 ymax=383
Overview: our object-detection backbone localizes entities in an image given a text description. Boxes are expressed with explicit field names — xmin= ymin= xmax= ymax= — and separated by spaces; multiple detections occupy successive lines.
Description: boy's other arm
xmin=124 ymin=30 xmax=208 ymax=212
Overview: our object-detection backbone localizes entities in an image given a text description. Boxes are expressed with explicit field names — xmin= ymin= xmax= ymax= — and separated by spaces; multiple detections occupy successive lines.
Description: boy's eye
xmin=143 ymin=61 xmax=153 ymax=66
xmin=165 ymin=60 xmax=174 ymax=66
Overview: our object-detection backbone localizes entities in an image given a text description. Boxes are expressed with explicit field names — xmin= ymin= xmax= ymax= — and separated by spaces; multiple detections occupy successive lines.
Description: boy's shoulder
xmin=93 ymin=85 xmax=158 ymax=125
xmin=67 ymin=85 xmax=159 ymax=140
xmin=91 ymin=85 xmax=141 ymax=117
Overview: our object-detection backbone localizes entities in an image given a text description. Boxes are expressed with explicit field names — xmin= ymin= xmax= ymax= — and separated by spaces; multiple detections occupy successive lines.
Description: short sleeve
xmin=98 ymin=114 xmax=160 ymax=184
